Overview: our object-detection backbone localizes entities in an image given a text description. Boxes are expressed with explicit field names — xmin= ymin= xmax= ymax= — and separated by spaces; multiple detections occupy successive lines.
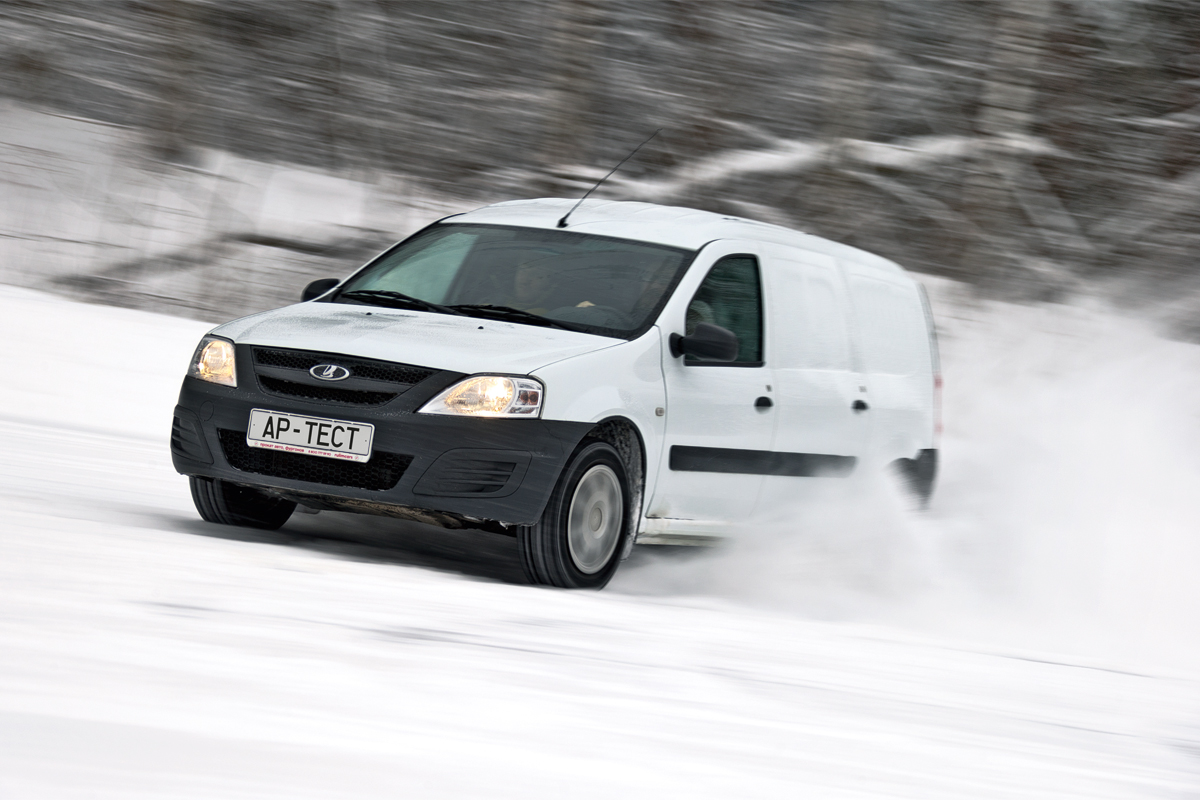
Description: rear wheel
xmin=518 ymin=441 xmax=629 ymax=589
xmin=892 ymin=449 xmax=938 ymax=508
xmin=189 ymin=476 xmax=296 ymax=530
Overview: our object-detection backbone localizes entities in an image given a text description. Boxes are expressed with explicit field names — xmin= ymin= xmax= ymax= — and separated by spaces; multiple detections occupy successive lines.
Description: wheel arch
xmin=581 ymin=416 xmax=646 ymax=559
xmin=890 ymin=448 xmax=938 ymax=508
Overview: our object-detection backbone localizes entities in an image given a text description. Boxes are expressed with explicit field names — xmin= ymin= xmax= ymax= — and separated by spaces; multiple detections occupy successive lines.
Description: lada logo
xmin=310 ymin=364 xmax=351 ymax=381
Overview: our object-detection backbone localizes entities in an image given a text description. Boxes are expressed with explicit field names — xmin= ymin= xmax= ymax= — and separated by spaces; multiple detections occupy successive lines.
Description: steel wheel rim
xmin=567 ymin=464 xmax=623 ymax=574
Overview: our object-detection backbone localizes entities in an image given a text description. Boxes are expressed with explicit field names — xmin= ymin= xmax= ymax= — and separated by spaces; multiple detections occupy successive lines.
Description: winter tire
xmin=518 ymin=440 xmax=630 ymax=589
xmin=189 ymin=476 xmax=296 ymax=530
xmin=892 ymin=448 xmax=938 ymax=508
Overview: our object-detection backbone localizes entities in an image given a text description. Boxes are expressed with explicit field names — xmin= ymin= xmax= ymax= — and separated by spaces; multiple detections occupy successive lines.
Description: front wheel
xmin=189 ymin=476 xmax=296 ymax=530
xmin=518 ymin=441 xmax=630 ymax=589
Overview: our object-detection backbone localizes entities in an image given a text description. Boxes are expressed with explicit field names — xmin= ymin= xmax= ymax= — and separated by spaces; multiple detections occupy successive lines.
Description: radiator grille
xmin=253 ymin=348 xmax=435 ymax=386
xmin=219 ymin=429 xmax=410 ymax=491
xmin=258 ymin=375 xmax=397 ymax=406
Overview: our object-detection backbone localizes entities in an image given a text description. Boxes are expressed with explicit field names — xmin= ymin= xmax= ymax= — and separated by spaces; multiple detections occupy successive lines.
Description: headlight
xmin=419 ymin=375 xmax=543 ymax=418
xmin=187 ymin=335 xmax=237 ymax=387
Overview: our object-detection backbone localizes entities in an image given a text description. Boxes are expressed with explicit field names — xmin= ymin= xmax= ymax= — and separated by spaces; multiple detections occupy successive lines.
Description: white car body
xmin=200 ymin=198 xmax=940 ymax=545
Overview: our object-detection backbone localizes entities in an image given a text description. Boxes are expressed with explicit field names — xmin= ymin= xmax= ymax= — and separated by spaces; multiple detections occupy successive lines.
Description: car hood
xmin=210 ymin=302 xmax=620 ymax=375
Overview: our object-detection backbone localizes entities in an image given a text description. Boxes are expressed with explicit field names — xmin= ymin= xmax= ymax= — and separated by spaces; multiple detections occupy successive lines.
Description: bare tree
xmin=147 ymin=0 xmax=196 ymax=164
xmin=958 ymin=0 xmax=1061 ymax=294
xmin=539 ymin=0 xmax=604 ymax=193
xmin=812 ymin=0 xmax=885 ymax=242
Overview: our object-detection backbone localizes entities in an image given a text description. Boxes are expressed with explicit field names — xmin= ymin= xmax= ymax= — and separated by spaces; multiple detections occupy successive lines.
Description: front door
xmin=646 ymin=242 xmax=775 ymax=536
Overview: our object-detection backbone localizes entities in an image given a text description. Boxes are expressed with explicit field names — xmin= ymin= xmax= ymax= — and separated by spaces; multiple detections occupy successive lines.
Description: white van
xmin=172 ymin=199 xmax=939 ymax=588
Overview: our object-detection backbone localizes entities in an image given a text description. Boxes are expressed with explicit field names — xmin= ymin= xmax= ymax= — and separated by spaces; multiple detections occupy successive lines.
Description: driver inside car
xmin=509 ymin=255 xmax=594 ymax=315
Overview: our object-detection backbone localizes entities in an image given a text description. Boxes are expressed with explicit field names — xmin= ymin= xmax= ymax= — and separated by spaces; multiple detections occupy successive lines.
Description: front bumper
xmin=170 ymin=351 xmax=592 ymax=527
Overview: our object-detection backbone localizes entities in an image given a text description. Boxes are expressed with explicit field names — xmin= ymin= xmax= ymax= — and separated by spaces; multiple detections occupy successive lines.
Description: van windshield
xmin=333 ymin=223 xmax=694 ymax=339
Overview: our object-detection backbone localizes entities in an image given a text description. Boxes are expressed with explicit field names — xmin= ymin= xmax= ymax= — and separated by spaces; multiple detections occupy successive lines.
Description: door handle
xmin=852 ymin=399 xmax=869 ymax=412
xmin=755 ymin=396 xmax=774 ymax=409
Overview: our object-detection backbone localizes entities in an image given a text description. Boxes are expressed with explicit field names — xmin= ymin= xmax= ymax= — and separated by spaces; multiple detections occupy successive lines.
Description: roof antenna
xmin=557 ymin=129 xmax=662 ymax=228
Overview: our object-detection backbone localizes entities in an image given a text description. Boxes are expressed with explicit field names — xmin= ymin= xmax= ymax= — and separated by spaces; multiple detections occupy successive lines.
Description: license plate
xmin=246 ymin=409 xmax=374 ymax=463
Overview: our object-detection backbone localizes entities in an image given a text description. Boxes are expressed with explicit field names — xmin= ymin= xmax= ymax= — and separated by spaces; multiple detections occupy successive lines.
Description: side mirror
xmin=669 ymin=322 xmax=739 ymax=362
xmin=302 ymin=278 xmax=340 ymax=302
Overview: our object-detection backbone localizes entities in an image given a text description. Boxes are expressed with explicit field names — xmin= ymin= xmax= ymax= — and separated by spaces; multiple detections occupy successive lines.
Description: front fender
xmin=533 ymin=328 xmax=666 ymax=500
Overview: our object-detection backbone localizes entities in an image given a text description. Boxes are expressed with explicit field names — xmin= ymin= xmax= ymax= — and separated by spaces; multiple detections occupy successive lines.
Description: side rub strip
xmin=669 ymin=446 xmax=856 ymax=477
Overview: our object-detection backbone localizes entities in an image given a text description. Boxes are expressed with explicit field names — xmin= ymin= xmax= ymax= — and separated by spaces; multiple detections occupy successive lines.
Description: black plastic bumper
xmin=170 ymin=370 xmax=593 ymax=528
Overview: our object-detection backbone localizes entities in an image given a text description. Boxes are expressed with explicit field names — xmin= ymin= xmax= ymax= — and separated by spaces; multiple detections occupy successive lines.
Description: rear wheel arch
xmin=891 ymin=448 xmax=938 ymax=508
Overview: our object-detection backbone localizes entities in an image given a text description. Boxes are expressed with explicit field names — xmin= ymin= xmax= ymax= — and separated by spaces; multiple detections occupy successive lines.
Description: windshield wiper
xmin=337 ymin=289 xmax=464 ymax=316
xmin=449 ymin=304 xmax=584 ymax=332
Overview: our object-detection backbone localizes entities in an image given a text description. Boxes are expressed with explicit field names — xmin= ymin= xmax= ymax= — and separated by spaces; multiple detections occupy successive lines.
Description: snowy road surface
xmin=1 ymin=285 xmax=1198 ymax=798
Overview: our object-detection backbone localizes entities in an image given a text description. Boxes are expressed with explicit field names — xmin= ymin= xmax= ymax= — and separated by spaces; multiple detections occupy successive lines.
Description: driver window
xmin=686 ymin=255 xmax=763 ymax=365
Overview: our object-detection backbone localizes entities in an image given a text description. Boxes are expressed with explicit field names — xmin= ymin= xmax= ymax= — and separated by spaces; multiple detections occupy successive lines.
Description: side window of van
xmin=849 ymin=275 xmax=928 ymax=375
xmin=799 ymin=270 xmax=852 ymax=370
xmin=685 ymin=255 xmax=763 ymax=365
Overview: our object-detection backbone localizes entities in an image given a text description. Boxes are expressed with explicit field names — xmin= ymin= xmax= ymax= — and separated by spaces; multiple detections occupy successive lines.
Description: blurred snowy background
xmin=3 ymin=3 xmax=1200 ymax=797
xmin=3 ymin=0 xmax=1200 ymax=329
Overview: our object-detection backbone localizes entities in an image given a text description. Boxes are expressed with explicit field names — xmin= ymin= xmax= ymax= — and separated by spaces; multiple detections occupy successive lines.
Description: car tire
xmin=518 ymin=440 xmax=630 ymax=589
xmin=189 ymin=476 xmax=296 ymax=530
xmin=892 ymin=448 xmax=938 ymax=508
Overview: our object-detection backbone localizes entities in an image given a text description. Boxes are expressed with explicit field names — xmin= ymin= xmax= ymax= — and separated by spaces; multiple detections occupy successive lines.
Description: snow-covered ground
xmin=1 ymin=284 xmax=1198 ymax=798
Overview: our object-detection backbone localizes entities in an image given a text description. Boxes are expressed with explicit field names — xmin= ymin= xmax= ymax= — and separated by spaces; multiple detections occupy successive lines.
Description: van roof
xmin=448 ymin=198 xmax=905 ymax=276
